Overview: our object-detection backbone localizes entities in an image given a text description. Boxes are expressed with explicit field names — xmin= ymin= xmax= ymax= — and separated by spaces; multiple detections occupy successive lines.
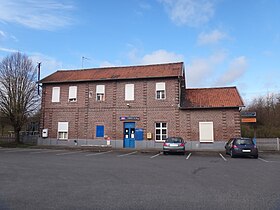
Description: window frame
xmin=155 ymin=122 xmax=168 ymax=142
xmin=57 ymin=122 xmax=69 ymax=140
xmin=52 ymin=87 xmax=60 ymax=103
xmin=125 ymin=84 xmax=134 ymax=101
xmin=96 ymin=85 xmax=105 ymax=101
xmin=155 ymin=82 xmax=166 ymax=100
xmin=68 ymin=86 xmax=77 ymax=102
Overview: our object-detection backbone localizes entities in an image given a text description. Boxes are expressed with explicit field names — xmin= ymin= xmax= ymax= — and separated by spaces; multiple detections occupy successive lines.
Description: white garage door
xmin=199 ymin=122 xmax=214 ymax=142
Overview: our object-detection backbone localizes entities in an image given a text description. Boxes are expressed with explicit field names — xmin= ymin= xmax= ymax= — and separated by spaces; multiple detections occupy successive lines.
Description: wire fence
xmin=256 ymin=138 xmax=280 ymax=151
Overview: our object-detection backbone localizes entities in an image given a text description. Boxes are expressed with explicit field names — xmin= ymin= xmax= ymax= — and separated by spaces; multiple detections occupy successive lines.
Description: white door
xmin=199 ymin=122 xmax=214 ymax=142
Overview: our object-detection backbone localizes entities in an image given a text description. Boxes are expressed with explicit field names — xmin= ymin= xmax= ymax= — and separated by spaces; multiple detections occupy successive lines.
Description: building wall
xmin=179 ymin=108 xmax=241 ymax=141
xmin=40 ymin=78 xmax=241 ymax=142
xmin=41 ymin=77 xmax=182 ymax=140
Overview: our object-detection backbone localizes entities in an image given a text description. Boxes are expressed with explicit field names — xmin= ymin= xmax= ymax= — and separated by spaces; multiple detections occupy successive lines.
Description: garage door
xmin=199 ymin=122 xmax=214 ymax=142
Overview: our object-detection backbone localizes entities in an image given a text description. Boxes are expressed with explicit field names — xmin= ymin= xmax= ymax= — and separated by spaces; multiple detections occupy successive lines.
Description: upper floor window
xmin=156 ymin=82 xmax=166 ymax=99
xmin=52 ymin=87 xmax=60 ymax=102
xmin=125 ymin=84 xmax=134 ymax=101
xmin=96 ymin=85 xmax=105 ymax=101
xmin=68 ymin=86 xmax=77 ymax=102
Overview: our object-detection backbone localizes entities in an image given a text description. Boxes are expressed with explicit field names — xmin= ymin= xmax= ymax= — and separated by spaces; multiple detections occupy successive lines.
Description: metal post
xmin=277 ymin=138 xmax=279 ymax=151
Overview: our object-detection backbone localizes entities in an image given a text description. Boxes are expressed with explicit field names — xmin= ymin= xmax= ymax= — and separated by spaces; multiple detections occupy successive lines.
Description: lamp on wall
xmin=127 ymin=103 xmax=131 ymax=108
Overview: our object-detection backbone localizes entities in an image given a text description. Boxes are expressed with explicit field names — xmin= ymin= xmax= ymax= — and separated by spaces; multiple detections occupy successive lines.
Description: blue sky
xmin=0 ymin=0 xmax=280 ymax=105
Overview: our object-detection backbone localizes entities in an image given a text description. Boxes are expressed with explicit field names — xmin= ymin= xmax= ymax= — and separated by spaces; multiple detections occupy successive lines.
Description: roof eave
xmin=179 ymin=105 xmax=245 ymax=110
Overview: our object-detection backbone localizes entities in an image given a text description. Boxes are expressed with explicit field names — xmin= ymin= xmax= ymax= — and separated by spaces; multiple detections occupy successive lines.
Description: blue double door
xmin=123 ymin=122 xmax=135 ymax=148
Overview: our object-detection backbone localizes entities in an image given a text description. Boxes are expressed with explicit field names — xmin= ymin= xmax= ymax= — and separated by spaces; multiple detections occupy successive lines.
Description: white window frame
xmin=68 ymin=86 xmax=77 ymax=102
xmin=156 ymin=82 xmax=166 ymax=100
xmin=57 ymin=122 xmax=68 ymax=140
xmin=96 ymin=85 xmax=105 ymax=101
xmin=155 ymin=122 xmax=168 ymax=142
xmin=125 ymin=84 xmax=134 ymax=101
xmin=199 ymin=122 xmax=214 ymax=142
xmin=52 ymin=87 xmax=60 ymax=102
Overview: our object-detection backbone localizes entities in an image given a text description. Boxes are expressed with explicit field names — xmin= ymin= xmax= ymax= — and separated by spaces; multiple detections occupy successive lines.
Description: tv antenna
xmin=81 ymin=56 xmax=90 ymax=68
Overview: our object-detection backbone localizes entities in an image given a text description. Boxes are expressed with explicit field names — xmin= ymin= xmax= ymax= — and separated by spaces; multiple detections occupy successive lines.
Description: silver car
xmin=163 ymin=137 xmax=185 ymax=155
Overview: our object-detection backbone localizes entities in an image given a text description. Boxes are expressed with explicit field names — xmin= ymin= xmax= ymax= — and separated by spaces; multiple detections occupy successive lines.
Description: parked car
xmin=163 ymin=137 xmax=185 ymax=155
xmin=225 ymin=137 xmax=258 ymax=158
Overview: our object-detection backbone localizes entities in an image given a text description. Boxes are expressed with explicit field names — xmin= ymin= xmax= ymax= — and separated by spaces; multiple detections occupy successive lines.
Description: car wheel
xmin=253 ymin=154 xmax=258 ymax=159
xmin=163 ymin=151 xmax=167 ymax=155
xmin=230 ymin=150 xmax=235 ymax=158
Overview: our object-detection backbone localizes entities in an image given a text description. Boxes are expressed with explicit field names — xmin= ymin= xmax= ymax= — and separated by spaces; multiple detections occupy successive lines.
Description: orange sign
xmin=241 ymin=118 xmax=257 ymax=123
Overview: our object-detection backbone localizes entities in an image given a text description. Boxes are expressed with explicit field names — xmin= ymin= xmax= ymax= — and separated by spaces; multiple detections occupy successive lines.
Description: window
xmin=155 ymin=122 xmax=167 ymax=141
xmin=199 ymin=122 xmax=214 ymax=142
xmin=52 ymin=87 xmax=60 ymax=102
xmin=57 ymin=122 xmax=68 ymax=140
xmin=156 ymin=82 xmax=166 ymax=99
xmin=96 ymin=125 xmax=104 ymax=137
xmin=68 ymin=86 xmax=77 ymax=102
xmin=96 ymin=85 xmax=105 ymax=101
xmin=125 ymin=84 xmax=134 ymax=101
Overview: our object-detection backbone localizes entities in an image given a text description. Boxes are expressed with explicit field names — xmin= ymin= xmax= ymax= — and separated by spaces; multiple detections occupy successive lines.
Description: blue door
xmin=123 ymin=122 xmax=135 ymax=148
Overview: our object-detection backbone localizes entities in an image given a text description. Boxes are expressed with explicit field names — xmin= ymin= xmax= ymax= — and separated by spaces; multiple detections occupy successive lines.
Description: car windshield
xmin=166 ymin=137 xmax=183 ymax=143
xmin=235 ymin=139 xmax=253 ymax=145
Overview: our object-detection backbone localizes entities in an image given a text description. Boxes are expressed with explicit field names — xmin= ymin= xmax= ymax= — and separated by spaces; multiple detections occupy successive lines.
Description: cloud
xmin=159 ymin=0 xmax=215 ymax=27
xmin=185 ymin=52 xmax=227 ymax=87
xmin=0 ymin=30 xmax=6 ymax=39
xmin=0 ymin=47 xmax=18 ymax=53
xmin=0 ymin=0 xmax=75 ymax=30
xmin=140 ymin=49 xmax=184 ymax=64
xmin=197 ymin=29 xmax=227 ymax=45
xmin=215 ymin=56 xmax=247 ymax=86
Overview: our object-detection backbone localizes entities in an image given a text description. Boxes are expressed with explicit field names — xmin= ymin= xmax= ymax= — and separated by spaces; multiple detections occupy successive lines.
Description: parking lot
xmin=0 ymin=147 xmax=280 ymax=210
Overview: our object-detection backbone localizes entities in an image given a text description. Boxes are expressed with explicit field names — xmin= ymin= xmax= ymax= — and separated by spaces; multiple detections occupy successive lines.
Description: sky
xmin=0 ymin=0 xmax=280 ymax=105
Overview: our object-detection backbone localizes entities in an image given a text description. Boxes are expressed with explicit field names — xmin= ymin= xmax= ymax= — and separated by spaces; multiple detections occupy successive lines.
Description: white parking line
xmin=4 ymin=149 xmax=43 ymax=153
xmin=258 ymin=158 xmax=270 ymax=162
xmin=118 ymin=151 xmax=137 ymax=157
xmin=186 ymin=153 xmax=192 ymax=160
xmin=30 ymin=150 xmax=64 ymax=154
xmin=56 ymin=151 xmax=85 ymax=156
xmin=85 ymin=150 xmax=112 ymax=156
xmin=150 ymin=153 xmax=160 ymax=159
xmin=219 ymin=153 xmax=227 ymax=161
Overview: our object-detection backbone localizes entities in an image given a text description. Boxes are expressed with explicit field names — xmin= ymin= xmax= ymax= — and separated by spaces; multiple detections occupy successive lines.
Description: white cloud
xmin=197 ymin=29 xmax=227 ymax=45
xmin=140 ymin=49 xmax=184 ymax=64
xmin=185 ymin=51 xmax=227 ymax=87
xmin=215 ymin=56 xmax=247 ymax=86
xmin=0 ymin=30 xmax=6 ymax=38
xmin=0 ymin=0 xmax=75 ymax=30
xmin=159 ymin=0 xmax=215 ymax=27
xmin=0 ymin=47 xmax=18 ymax=53
xmin=99 ymin=61 xmax=117 ymax=68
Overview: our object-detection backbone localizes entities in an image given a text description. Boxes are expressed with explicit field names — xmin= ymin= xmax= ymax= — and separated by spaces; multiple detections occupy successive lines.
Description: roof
xmin=183 ymin=87 xmax=244 ymax=109
xmin=40 ymin=62 xmax=184 ymax=84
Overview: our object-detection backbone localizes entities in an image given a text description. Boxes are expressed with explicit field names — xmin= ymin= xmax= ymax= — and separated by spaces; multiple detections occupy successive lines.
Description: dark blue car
xmin=225 ymin=137 xmax=258 ymax=159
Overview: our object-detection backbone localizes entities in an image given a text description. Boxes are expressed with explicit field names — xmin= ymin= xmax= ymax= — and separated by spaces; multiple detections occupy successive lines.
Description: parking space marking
xmin=30 ymin=150 xmax=65 ymax=154
xmin=118 ymin=151 xmax=138 ymax=157
xmin=258 ymin=157 xmax=277 ymax=163
xmin=186 ymin=153 xmax=192 ymax=160
xmin=150 ymin=153 xmax=160 ymax=159
xmin=56 ymin=151 xmax=85 ymax=156
xmin=4 ymin=149 xmax=43 ymax=153
xmin=85 ymin=150 xmax=112 ymax=156
xmin=219 ymin=153 xmax=227 ymax=161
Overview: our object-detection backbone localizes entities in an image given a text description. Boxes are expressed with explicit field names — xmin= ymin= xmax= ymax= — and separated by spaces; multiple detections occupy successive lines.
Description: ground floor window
xmin=96 ymin=125 xmax=104 ymax=137
xmin=58 ymin=122 xmax=68 ymax=140
xmin=199 ymin=122 xmax=214 ymax=142
xmin=155 ymin=122 xmax=167 ymax=141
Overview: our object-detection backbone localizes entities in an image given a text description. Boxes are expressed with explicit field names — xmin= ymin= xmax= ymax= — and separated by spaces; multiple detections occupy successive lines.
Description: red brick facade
xmin=40 ymin=62 xmax=243 ymax=144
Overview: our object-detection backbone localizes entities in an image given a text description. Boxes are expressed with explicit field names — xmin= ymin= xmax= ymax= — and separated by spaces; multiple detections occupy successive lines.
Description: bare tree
xmin=0 ymin=52 xmax=39 ymax=143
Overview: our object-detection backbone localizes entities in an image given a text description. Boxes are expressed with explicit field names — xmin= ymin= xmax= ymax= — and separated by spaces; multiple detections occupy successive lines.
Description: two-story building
xmin=39 ymin=62 xmax=244 ymax=149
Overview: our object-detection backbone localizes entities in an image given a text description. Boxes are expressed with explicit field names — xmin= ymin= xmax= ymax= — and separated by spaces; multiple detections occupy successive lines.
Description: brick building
xmin=39 ymin=62 xmax=244 ymax=149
